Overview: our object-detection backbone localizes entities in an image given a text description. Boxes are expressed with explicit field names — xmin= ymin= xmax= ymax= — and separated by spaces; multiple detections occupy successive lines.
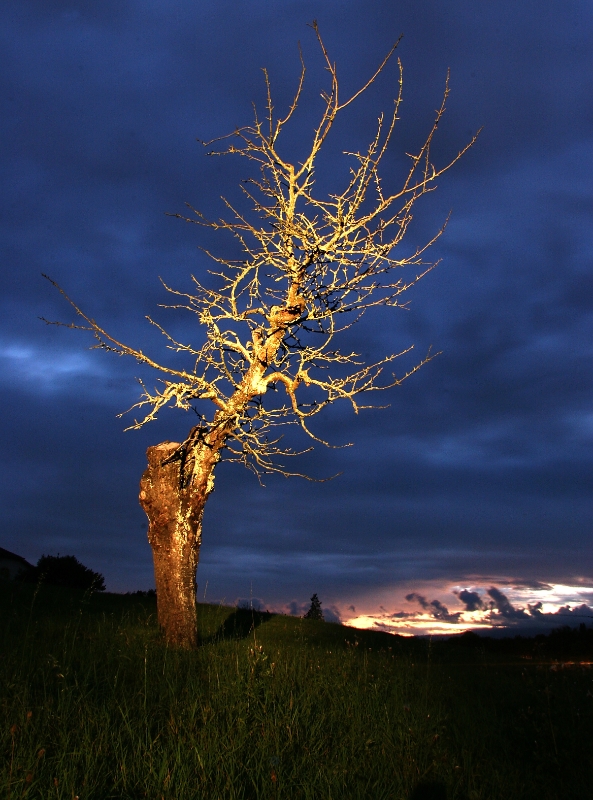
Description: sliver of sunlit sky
xmin=342 ymin=582 xmax=593 ymax=636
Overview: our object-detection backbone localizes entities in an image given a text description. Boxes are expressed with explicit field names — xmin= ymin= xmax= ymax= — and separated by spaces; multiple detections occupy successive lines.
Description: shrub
xmin=19 ymin=554 xmax=105 ymax=591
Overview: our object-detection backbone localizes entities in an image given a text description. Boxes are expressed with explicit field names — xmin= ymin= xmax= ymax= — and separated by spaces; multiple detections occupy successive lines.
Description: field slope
xmin=1 ymin=581 xmax=592 ymax=799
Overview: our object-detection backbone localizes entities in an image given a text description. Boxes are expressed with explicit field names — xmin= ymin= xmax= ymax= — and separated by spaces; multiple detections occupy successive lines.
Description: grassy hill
xmin=1 ymin=580 xmax=592 ymax=799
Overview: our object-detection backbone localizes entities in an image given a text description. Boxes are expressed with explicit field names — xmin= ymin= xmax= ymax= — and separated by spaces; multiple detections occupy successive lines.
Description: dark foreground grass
xmin=1 ymin=581 xmax=592 ymax=799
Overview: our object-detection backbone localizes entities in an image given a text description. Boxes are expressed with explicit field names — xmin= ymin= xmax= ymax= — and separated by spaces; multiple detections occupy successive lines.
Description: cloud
xmin=552 ymin=603 xmax=593 ymax=622
xmin=235 ymin=597 xmax=266 ymax=612
xmin=508 ymin=580 xmax=553 ymax=591
xmin=323 ymin=605 xmax=342 ymax=624
xmin=0 ymin=0 xmax=591 ymax=602
xmin=285 ymin=601 xmax=301 ymax=616
xmin=0 ymin=340 xmax=109 ymax=391
xmin=486 ymin=587 xmax=529 ymax=620
xmin=358 ymin=583 xmax=593 ymax=637
xmin=406 ymin=592 xmax=430 ymax=609
xmin=455 ymin=589 xmax=484 ymax=612
xmin=429 ymin=599 xmax=461 ymax=623
xmin=405 ymin=592 xmax=461 ymax=623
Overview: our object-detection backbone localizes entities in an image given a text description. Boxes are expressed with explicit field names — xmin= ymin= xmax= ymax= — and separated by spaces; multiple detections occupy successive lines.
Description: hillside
xmin=1 ymin=580 xmax=592 ymax=799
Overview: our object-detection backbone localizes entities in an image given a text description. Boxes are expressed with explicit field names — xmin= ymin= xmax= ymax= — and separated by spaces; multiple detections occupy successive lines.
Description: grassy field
xmin=1 ymin=581 xmax=592 ymax=799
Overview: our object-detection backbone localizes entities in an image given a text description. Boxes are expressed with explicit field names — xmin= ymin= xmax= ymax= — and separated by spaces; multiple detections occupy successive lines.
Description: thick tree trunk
xmin=139 ymin=439 xmax=216 ymax=649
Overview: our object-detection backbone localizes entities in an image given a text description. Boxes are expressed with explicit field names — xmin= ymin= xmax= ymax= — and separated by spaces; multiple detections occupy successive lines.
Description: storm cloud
xmin=456 ymin=590 xmax=484 ymax=612
xmin=0 ymin=1 xmax=591 ymax=624
xmin=406 ymin=593 xmax=462 ymax=623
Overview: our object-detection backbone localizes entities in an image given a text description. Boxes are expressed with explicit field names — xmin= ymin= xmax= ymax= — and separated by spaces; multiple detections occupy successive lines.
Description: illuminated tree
xmin=44 ymin=23 xmax=478 ymax=648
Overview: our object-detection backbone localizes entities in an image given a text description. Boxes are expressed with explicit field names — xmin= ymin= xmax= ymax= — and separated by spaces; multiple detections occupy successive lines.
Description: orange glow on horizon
xmin=338 ymin=582 xmax=593 ymax=637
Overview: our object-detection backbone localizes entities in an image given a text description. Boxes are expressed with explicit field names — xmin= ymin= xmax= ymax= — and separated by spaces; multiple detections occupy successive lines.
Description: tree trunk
xmin=139 ymin=439 xmax=216 ymax=649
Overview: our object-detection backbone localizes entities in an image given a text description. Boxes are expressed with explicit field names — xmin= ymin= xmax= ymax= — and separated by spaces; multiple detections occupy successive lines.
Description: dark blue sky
xmin=1 ymin=0 xmax=591 ymax=633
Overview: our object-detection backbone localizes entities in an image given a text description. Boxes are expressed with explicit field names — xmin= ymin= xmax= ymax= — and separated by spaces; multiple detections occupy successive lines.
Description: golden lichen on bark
xmin=43 ymin=23 xmax=479 ymax=647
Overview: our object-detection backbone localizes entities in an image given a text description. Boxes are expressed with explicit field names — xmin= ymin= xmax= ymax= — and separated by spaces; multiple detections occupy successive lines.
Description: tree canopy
xmin=20 ymin=554 xmax=106 ymax=592
xmin=44 ymin=22 xmax=478 ymax=483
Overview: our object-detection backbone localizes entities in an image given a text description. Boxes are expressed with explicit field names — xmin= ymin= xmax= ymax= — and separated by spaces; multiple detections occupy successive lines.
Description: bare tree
xmin=44 ymin=23 xmax=479 ymax=648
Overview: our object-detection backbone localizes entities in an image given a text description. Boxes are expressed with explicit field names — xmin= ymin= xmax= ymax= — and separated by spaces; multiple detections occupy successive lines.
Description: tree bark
xmin=139 ymin=439 xmax=216 ymax=649
xmin=136 ymin=310 xmax=295 ymax=647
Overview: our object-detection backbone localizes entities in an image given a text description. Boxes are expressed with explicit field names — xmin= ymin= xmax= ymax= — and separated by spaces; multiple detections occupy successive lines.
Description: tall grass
xmin=1 ymin=581 xmax=592 ymax=799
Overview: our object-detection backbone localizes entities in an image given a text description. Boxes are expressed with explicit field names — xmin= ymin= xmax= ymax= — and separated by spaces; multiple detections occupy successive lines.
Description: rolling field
xmin=1 ymin=581 xmax=592 ymax=799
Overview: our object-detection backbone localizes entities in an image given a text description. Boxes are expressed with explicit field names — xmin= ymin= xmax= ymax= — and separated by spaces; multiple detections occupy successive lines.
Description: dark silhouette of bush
xmin=303 ymin=593 xmax=324 ymax=621
xmin=19 ymin=554 xmax=105 ymax=591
